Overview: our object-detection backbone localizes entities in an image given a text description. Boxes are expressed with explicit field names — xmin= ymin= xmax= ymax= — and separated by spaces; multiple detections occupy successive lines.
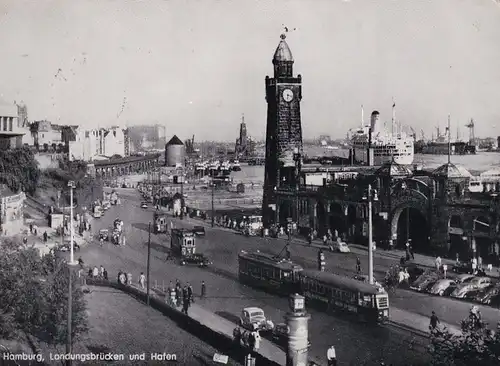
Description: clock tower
xmin=262 ymin=34 xmax=304 ymax=227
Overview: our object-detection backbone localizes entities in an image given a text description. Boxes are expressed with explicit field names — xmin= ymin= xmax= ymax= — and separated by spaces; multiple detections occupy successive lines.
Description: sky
xmin=0 ymin=0 xmax=500 ymax=142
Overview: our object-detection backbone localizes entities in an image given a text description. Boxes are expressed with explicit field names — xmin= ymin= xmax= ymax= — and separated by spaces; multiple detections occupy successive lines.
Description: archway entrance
xmin=278 ymin=201 xmax=293 ymax=226
xmin=328 ymin=203 xmax=346 ymax=236
xmin=394 ymin=207 xmax=430 ymax=253
xmin=449 ymin=215 xmax=467 ymax=259
xmin=315 ymin=203 xmax=327 ymax=235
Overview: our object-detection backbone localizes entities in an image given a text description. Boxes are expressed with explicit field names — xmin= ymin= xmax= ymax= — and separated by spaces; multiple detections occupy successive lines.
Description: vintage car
xmin=451 ymin=277 xmax=492 ymax=299
xmin=476 ymin=285 xmax=500 ymax=304
xmin=141 ymin=202 xmax=149 ymax=209
xmin=239 ymin=307 xmax=274 ymax=332
xmin=180 ymin=253 xmax=212 ymax=267
xmin=331 ymin=239 xmax=350 ymax=253
xmin=429 ymin=279 xmax=456 ymax=296
xmin=192 ymin=226 xmax=206 ymax=237
xmin=58 ymin=242 xmax=81 ymax=252
xmin=410 ymin=271 xmax=439 ymax=292
xmin=452 ymin=262 xmax=473 ymax=274
xmin=455 ymin=274 xmax=476 ymax=285
xmin=99 ymin=229 xmax=109 ymax=241
xmin=272 ymin=323 xmax=311 ymax=348
xmin=402 ymin=263 xmax=425 ymax=283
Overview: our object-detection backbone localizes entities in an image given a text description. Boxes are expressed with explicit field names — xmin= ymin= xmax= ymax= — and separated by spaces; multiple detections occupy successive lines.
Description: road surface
xmin=75 ymin=188 xmax=429 ymax=365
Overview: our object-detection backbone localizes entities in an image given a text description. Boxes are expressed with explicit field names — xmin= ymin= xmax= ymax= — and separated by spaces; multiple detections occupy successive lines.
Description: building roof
xmin=376 ymin=162 xmax=413 ymax=177
xmin=432 ymin=162 xmax=472 ymax=178
xmin=273 ymin=34 xmax=294 ymax=62
xmin=0 ymin=98 xmax=18 ymax=117
xmin=166 ymin=135 xmax=184 ymax=146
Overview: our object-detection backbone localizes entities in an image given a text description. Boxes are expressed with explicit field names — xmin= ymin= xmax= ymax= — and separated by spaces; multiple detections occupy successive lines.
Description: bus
xmin=298 ymin=269 xmax=389 ymax=324
xmin=171 ymin=228 xmax=196 ymax=257
xmin=238 ymin=250 xmax=303 ymax=295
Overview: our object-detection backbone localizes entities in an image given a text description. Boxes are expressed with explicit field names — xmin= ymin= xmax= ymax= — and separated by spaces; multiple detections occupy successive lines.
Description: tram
xmin=238 ymin=250 xmax=303 ymax=295
xmin=298 ymin=269 xmax=390 ymax=323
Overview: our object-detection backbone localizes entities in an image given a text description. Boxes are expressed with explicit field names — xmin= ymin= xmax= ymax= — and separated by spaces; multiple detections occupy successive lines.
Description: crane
xmin=420 ymin=129 xmax=425 ymax=141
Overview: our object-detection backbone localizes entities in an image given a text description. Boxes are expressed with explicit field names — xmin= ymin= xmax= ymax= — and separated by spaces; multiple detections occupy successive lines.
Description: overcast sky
xmin=1 ymin=0 xmax=499 ymax=141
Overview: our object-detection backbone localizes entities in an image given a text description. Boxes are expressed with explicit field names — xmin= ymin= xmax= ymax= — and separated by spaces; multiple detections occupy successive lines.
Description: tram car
xmin=237 ymin=250 xmax=390 ymax=324
xmin=170 ymin=228 xmax=196 ymax=257
xmin=298 ymin=269 xmax=390 ymax=323
xmin=238 ymin=250 xmax=303 ymax=295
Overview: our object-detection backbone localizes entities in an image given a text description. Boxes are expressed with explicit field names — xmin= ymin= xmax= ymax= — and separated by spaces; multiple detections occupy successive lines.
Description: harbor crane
xmin=466 ymin=119 xmax=475 ymax=144
xmin=420 ymin=129 xmax=425 ymax=141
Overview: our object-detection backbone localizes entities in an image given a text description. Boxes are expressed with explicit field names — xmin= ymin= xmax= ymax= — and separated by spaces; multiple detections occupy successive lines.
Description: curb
xmin=85 ymin=279 xmax=282 ymax=366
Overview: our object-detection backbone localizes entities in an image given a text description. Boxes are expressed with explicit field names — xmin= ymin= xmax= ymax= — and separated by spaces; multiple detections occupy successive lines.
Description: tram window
xmin=263 ymin=268 xmax=272 ymax=278
xmin=283 ymin=271 xmax=290 ymax=278
xmin=274 ymin=268 xmax=280 ymax=279
xmin=318 ymin=285 xmax=325 ymax=295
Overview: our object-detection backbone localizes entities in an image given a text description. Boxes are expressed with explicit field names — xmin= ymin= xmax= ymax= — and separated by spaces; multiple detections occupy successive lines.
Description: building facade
xmin=262 ymin=34 xmax=304 ymax=226
xmin=69 ymin=126 xmax=126 ymax=162
xmin=0 ymin=99 xmax=24 ymax=150
xmin=0 ymin=184 xmax=25 ymax=235
xmin=30 ymin=120 xmax=63 ymax=150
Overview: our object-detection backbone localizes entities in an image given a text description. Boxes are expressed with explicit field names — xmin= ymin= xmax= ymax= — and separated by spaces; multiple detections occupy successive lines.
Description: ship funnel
xmin=370 ymin=111 xmax=380 ymax=134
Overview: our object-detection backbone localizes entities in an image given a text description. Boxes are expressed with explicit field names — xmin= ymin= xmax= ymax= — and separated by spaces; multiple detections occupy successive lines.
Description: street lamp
xmin=362 ymin=184 xmax=378 ymax=284
xmin=67 ymin=180 xmax=77 ymax=265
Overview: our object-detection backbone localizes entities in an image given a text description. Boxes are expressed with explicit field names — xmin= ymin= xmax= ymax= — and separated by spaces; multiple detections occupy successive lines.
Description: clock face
xmin=282 ymin=89 xmax=294 ymax=102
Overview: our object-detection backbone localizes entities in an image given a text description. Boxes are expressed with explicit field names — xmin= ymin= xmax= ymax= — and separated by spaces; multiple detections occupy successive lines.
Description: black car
xmin=192 ymin=226 xmax=206 ymax=237
xmin=180 ymin=253 xmax=211 ymax=267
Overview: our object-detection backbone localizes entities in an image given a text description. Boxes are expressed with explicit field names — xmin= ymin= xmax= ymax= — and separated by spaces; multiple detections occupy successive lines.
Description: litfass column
xmin=285 ymin=293 xmax=310 ymax=366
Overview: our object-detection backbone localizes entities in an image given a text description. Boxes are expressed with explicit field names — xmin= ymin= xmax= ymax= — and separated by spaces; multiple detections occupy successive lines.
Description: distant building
xmin=235 ymin=114 xmax=253 ymax=157
xmin=30 ymin=120 xmax=63 ymax=151
xmin=0 ymin=99 xmax=24 ymax=150
xmin=15 ymin=101 xmax=28 ymax=128
xmin=124 ymin=128 xmax=131 ymax=156
xmin=69 ymin=126 xmax=125 ymax=162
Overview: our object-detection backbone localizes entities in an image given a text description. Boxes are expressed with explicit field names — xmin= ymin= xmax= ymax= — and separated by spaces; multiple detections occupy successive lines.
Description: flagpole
xmin=391 ymin=99 xmax=396 ymax=136
xmin=447 ymin=114 xmax=451 ymax=164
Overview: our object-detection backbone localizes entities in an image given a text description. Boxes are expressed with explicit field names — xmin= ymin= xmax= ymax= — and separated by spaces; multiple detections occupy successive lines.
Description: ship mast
xmin=447 ymin=114 xmax=451 ymax=164
xmin=391 ymin=98 xmax=395 ymax=136
xmin=361 ymin=105 xmax=364 ymax=128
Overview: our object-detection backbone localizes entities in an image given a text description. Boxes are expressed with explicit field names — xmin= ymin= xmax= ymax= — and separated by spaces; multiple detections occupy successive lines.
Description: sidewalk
xmin=128 ymin=283 xmax=290 ymax=366
xmin=389 ymin=307 xmax=460 ymax=337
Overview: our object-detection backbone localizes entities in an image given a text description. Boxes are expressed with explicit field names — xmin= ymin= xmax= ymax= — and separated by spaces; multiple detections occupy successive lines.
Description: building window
xmin=2 ymin=117 xmax=6 ymax=131
xmin=8 ymin=117 xmax=13 ymax=131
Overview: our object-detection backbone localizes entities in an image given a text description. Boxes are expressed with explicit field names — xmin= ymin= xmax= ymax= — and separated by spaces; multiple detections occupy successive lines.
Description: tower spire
xmin=447 ymin=114 xmax=451 ymax=164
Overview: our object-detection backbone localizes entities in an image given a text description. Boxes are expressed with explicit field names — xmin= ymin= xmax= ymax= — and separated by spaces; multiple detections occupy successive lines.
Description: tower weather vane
xmin=281 ymin=24 xmax=297 ymax=38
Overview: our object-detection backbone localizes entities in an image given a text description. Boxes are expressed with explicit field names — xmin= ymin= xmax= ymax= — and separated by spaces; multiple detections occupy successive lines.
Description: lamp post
xmin=68 ymin=180 xmax=77 ymax=265
xmin=362 ymin=184 xmax=378 ymax=284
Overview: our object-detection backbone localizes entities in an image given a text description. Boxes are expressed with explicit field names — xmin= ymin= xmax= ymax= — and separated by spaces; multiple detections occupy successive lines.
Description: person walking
xmin=100 ymin=265 xmax=104 ymax=278
xmin=187 ymin=282 xmax=194 ymax=303
xmin=356 ymin=257 xmax=361 ymax=273
xmin=327 ymin=345 xmax=337 ymax=366
xmin=435 ymin=256 xmax=442 ymax=272
xmin=429 ymin=311 xmax=440 ymax=331
xmin=103 ymin=268 xmax=108 ymax=281
xmin=92 ymin=266 xmax=99 ymax=278
xmin=201 ymin=281 xmax=206 ymax=298
xmin=233 ymin=327 xmax=241 ymax=346
xmin=472 ymin=257 xmax=478 ymax=274
xmin=409 ymin=241 xmax=415 ymax=260
xmin=139 ymin=272 xmax=146 ymax=289
xmin=252 ymin=330 xmax=261 ymax=351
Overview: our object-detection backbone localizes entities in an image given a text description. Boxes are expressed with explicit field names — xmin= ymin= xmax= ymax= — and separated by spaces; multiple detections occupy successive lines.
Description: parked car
xmin=141 ymin=202 xmax=148 ymax=209
xmin=476 ymin=285 xmax=500 ymax=304
xmin=452 ymin=262 xmax=472 ymax=274
xmin=239 ymin=307 xmax=274 ymax=332
xmin=180 ymin=253 xmax=211 ymax=267
xmin=451 ymin=277 xmax=492 ymax=299
xmin=403 ymin=263 xmax=425 ymax=283
xmin=429 ymin=279 xmax=457 ymax=296
xmin=485 ymin=294 xmax=500 ymax=307
xmin=410 ymin=272 xmax=439 ymax=292
xmin=464 ymin=286 xmax=493 ymax=301
xmin=272 ymin=323 xmax=311 ymax=348
xmin=455 ymin=274 xmax=476 ymax=285
xmin=192 ymin=226 xmax=206 ymax=237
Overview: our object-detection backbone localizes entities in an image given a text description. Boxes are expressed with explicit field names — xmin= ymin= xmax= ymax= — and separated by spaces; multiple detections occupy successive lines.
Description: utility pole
xmin=147 ymin=222 xmax=151 ymax=306
xmin=180 ymin=169 xmax=184 ymax=220
xmin=368 ymin=185 xmax=374 ymax=285
xmin=211 ymin=170 xmax=215 ymax=228
xmin=67 ymin=265 xmax=72 ymax=365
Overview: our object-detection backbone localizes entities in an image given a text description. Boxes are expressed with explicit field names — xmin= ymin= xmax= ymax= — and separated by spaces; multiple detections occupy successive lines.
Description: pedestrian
xmin=169 ymin=286 xmax=176 ymax=307
xmin=139 ymin=272 xmax=146 ymax=289
xmin=478 ymin=256 xmax=483 ymax=270
xmin=286 ymin=244 xmax=291 ymax=260
xmin=103 ymin=269 xmax=108 ymax=281
xmin=409 ymin=242 xmax=415 ymax=260
xmin=176 ymin=279 xmax=181 ymax=289
xmin=128 ymin=272 xmax=132 ymax=285
xmin=92 ymin=266 xmax=99 ymax=278
xmin=29 ymin=223 xmax=33 ymax=234
xmin=442 ymin=264 xmax=448 ymax=279
xmin=43 ymin=231 xmax=48 ymax=242
xmin=253 ymin=330 xmax=261 ymax=351
xmin=187 ymin=282 xmax=194 ymax=303
xmin=356 ymin=257 xmax=361 ymax=273
xmin=327 ymin=345 xmax=337 ymax=366
xmin=248 ymin=331 xmax=255 ymax=350
xmin=182 ymin=297 xmax=189 ymax=315
xmin=100 ymin=265 xmax=104 ymax=278
xmin=435 ymin=256 xmax=442 ymax=272
xmin=175 ymin=286 xmax=182 ymax=307
xmin=472 ymin=257 xmax=478 ymax=274
xmin=119 ymin=272 xmax=126 ymax=285
xmin=117 ymin=270 xmax=122 ymax=284
xmin=429 ymin=311 xmax=440 ymax=330
xmin=201 ymin=280 xmax=206 ymax=298
xmin=233 ymin=327 xmax=241 ymax=345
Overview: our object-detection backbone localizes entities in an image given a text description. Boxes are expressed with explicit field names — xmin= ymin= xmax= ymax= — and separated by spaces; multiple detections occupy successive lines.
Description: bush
xmin=429 ymin=314 xmax=500 ymax=365
xmin=0 ymin=147 xmax=40 ymax=194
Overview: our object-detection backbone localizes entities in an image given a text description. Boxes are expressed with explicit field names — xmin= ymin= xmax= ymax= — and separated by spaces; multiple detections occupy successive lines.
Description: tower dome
xmin=272 ymin=34 xmax=294 ymax=78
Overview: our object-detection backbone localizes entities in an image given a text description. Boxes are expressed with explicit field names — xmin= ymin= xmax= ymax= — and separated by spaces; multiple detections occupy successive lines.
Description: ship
xmin=349 ymin=106 xmax=414 ymax=166
xmin=420 ymin=141 xmax=476 ymax=155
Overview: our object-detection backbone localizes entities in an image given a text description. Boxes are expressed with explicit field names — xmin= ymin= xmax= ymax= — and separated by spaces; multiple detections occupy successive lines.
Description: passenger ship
xmin=349 ymin=106 xmax=414 ymax=166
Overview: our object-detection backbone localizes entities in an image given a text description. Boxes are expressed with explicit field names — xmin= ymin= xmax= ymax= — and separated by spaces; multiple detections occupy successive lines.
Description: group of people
xmin=80 ymin=265 xmax=109 ymax=281
xmin=166 ymin=279 xmax=206 ymax=314
xmin=430 ymin=305 xmax=484 ymax=332
xmin=232 ymin=327 xmax=261 ymax=351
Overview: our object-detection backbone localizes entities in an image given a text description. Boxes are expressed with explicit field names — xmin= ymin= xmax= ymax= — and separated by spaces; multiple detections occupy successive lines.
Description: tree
xmin=0 ymin=242 xmax=88 ymax=348
xmin=0 ymin=147 xmax=40 ymax=195
xmin=428 ymin=314 xmax=500 ymax=365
